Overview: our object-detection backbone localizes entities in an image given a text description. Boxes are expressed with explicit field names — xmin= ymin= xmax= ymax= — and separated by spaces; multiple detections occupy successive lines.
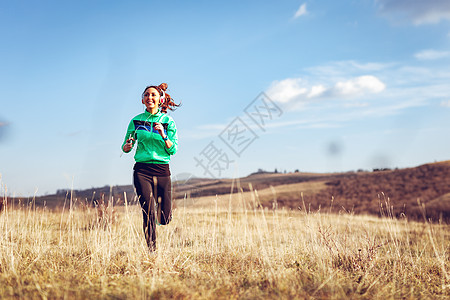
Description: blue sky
xmin=1 ymin=0 xmax=449 ymax=196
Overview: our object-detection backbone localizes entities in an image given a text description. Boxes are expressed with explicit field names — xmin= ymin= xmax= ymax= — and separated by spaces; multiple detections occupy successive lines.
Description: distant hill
xmin=2 ymin=161 xmax=449 ymax=222
xmin=302 ymin=161 xmax=450 ymax=221
xmin=174 ymin=161 xmax=450 ymax=222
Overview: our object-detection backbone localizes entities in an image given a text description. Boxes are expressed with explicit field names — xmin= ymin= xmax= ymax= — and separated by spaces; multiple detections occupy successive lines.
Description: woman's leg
xmin=133 ymin=171 xmax=157 ymax=250
xmin=156 ymin=176 xmax=172 ymax=225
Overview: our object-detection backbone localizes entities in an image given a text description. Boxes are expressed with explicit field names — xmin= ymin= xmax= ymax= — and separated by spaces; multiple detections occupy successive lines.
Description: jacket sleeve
xmin=165 ymin=118 xmax=178 ymax=155
xmin=121 ymin=120 xmax=136 ymax=153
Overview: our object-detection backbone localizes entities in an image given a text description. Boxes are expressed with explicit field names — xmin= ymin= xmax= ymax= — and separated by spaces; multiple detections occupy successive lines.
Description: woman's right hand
xmin=123 ymin=138 xmax=135 ymax=152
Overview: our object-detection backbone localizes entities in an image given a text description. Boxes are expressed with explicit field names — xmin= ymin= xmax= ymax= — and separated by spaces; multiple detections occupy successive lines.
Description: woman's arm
xmin=154 ymin=121 xmax=177 ymax=154
xmin=123 ymin=135 xmax=135 ymax=152
xmin=122 ymin=121 xmax=136 ymax=153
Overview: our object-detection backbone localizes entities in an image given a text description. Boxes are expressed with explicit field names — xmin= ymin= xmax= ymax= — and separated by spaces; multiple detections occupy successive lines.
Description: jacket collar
xmin=144 ymin=109 xmax=163 ymax=118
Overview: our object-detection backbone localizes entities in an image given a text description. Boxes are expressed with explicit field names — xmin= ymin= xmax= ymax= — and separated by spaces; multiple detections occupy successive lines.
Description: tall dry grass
xmin=0 ymin=190 xmax=449 ymax=299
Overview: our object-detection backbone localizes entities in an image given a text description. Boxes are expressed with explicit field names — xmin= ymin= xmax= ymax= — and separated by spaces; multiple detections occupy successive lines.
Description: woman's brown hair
xmin=142 ymin=83 xmax=180 ymax=113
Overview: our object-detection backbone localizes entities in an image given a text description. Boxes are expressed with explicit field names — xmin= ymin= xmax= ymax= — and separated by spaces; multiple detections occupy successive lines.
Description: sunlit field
xmin=0 ymin=192 xmax=449 ymax=299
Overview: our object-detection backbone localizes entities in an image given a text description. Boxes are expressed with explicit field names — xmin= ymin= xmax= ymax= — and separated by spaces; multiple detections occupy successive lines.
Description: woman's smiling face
xmin=142 ymin=87 xmax=161 ymax=112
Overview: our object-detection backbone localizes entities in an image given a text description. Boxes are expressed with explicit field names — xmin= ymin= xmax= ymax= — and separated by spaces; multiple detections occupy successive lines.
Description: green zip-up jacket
xmin=122 ymin=110 xmax=178 ymax=164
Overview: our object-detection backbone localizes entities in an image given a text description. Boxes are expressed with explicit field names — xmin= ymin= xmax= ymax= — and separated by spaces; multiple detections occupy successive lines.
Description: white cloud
xmin=294 ymin=3 xmax=308 ymax=19
xmin=306 ymin=60 xmax=394 ymax=78
xmin=266 ymin=75 xmax=385 ymax=104
xmin=332 ymin=76 xmax=386 ymax=97
xmin=414 ymin=49 xmax=450 ymax=60
xmin=308 ymin=85 xmax=327 ymax=98
xmin=266 ymin=78 xmax=308 ymax=103
xmin=194 ymin=58 xmax=450 ymax=137
xmin=377 ymin=0 xmax=450 ymax=25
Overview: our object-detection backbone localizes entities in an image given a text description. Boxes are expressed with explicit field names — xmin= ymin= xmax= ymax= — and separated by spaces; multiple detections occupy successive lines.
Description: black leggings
xmin=133 ymin=171 xmax=172 ymax=250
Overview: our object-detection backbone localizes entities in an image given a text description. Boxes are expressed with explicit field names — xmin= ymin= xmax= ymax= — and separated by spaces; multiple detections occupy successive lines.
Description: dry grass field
xmin=1 ymin=191 xmax=449 ymax=299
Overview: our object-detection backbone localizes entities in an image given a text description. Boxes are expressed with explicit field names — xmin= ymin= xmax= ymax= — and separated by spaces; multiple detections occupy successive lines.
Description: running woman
xmin=122 ymin=83 xmax=179 ymax=251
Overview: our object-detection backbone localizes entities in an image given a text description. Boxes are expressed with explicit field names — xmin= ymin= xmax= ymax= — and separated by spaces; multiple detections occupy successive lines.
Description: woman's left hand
xmin=154 ymin=122 xmax=173 ymax=148
xmin=153 ymin=122 xmax=166 ymax=137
